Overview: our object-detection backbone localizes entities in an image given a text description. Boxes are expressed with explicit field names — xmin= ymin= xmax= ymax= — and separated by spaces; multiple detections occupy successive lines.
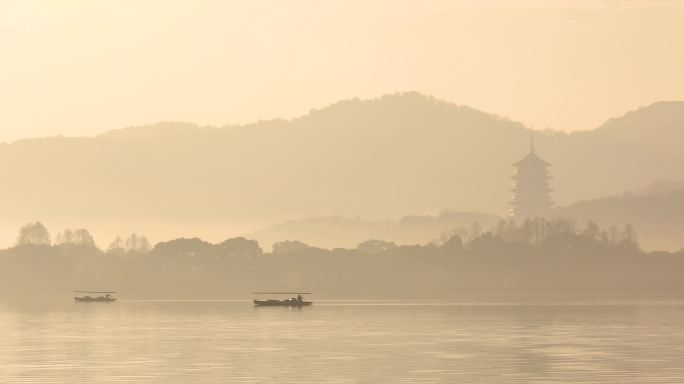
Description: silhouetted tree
xmin=493 ymin=220 xmax=508 ymax=240
xmin=454 ymin=226 xmax=471 ymax=243
xmin=272 ymin=240 xmax=311 ymax=255
xmin=439 ymin=226 xmax=467 ymax=246
xmin=219 ymin=237 xmax=263 ymax=258
xmin=152 ymin=237 xmax=215 ymax=257
xmin=469 ymin=222 xmax=483 ymax=241
xmin=55 ymin=229 xmax=73 ymax=245
xmin=607 ymin=225 xmax=619 ymax=245
xmin=356 ymin=239 xmax=397 ymax=254
xmin=468 ymin=232 xmax=506 ymax=251
xmin=619 ymin=223 xmax=639 ymax=249
xmin=74 ymin=229 xmax=95 ymax=247
xmin=125 ymin=233 xmax=151 ymax=254
xmin=581 ymin=221 xmax=601 ymax=242
xmin=441 ymin=234 xmax=463 ymax=253
xmin=108 ymin=235 xmax=125 ymax=254
xmin=17 ymin=222 xmax=51 ymax=246
xmin=56 ymin=228 xmax=95 ymax=247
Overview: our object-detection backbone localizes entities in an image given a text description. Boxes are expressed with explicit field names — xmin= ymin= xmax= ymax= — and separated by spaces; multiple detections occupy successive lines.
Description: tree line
xmin=2 ymin=217 xmax=681 ymax=298
xmin=16 ymin=222 xmax=151 ymax=254
xmin=8 ymin=217 xmax=646 ymax=256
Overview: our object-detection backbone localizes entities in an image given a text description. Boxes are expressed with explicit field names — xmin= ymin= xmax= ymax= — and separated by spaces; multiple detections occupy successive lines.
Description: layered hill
xmin=249 ymin=211 xmax=500 ymax=251
xmin=0 ymin=93 xmax=682 ymax=248
xmin=559 ymin=182 xmax=684 ymax=251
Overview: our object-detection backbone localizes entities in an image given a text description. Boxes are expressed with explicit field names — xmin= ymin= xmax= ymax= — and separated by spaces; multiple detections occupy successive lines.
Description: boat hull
xmin=253 ymin=299 xmax=312 ymax=307
xmin=74 ymin=297 xmax=117 ymax=303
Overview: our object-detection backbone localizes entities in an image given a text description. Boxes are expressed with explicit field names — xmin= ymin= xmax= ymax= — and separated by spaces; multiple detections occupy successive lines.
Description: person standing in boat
xmin=297 ymin=294 xmax=303 ymax=302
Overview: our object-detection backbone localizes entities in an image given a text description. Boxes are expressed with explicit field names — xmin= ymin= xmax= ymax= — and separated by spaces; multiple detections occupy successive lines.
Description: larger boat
xmin=74 ymin=291 xmax=117 ymax=302
xmin=252 ymin=292 xmax=313 ymax=307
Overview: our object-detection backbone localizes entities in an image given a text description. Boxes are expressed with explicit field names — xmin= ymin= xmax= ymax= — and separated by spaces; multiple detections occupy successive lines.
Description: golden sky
xmin=1 ymin=0 xmax=683 ymax=142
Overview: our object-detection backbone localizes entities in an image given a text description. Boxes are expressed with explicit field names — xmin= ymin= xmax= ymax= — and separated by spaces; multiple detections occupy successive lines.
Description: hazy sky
xmin=1 ymin=0 xmax=683 ymax=142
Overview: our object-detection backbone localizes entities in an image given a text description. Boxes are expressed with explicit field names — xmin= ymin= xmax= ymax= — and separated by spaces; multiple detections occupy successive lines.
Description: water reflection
xmin=1 ymin=298 xmax=684 ymax=383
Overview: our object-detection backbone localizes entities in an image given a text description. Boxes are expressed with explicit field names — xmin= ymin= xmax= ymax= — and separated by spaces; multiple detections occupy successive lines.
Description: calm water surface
xmin=1 ymin=298 xmax=684 ymax=383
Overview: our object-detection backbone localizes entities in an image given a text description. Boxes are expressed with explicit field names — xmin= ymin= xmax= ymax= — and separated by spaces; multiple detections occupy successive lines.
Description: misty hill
xmin=250 ymin=211 xmax=500 ymax=251
xmin=0 ymin=93 xmax=683 ymax=248
xmin=546 ymin=101 xmax=684 ymax=206
xmin=559 ymin=182 xmax=684 ymax=251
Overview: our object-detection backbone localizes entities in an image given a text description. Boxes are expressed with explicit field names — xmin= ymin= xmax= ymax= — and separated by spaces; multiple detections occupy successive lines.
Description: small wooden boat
xmin=74 ymin=291 xmax=117 ymax=303
xmin=253 ymin=298 xmax=313 ymax=307
xmin=252 ymin=292 xmax=313 ymax=307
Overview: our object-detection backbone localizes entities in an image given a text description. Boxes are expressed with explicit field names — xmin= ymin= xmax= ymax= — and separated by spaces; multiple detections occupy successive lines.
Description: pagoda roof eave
xmin=512 ymin=159 xmax=551 ymax=167
xmin=512 ymin=152 xmax=551 ymax=167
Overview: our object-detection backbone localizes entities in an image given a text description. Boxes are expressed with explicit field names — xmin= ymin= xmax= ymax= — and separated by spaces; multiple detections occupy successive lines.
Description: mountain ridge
xmin=6 ymin=93 xmax=682 ymax=144
xmin=0 ymin=92 xmax=682 ymax=249
xmin=83 ymin=92 xmax=525 ymax=146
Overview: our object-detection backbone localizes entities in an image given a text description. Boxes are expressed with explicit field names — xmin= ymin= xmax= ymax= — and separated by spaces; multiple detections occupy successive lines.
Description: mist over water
xmin=2 ymin=298 xmax=684 ymax=383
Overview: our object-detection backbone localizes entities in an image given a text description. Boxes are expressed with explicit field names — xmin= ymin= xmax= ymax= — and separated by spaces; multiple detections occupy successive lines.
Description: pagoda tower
xmin=510 ymin=133 xmax=553 ymax=219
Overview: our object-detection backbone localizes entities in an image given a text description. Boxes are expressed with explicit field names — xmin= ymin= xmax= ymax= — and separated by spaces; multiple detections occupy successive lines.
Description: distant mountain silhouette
xmin=0 ymin=93 xmax=682 ymax=248
xmin=249 ymin=211 xmax=499 ymax=250
xmin=546 ymin=101 xmax=684 ymax=206
xmin=559 ymin=181 xmax=684 ymax=251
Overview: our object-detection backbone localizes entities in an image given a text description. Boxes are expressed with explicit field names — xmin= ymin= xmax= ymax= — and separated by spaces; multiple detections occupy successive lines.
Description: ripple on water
xmin=1 ymin=300 xmax=684 ymax=383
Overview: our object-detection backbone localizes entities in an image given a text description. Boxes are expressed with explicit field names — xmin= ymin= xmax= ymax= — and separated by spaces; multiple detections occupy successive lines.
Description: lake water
xmin=1 ymin=298 xmax=684 ymax=383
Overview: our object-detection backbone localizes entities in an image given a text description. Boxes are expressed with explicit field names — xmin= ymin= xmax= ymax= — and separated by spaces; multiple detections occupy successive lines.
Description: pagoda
xmin=510 ymin=133 xmax=553 ymax=219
